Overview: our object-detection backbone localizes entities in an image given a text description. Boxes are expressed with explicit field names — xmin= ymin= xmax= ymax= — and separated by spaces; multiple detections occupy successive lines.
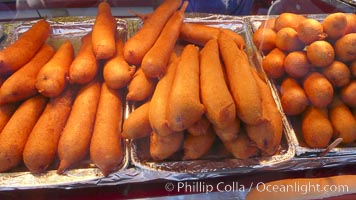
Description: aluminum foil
xmin=130 ymin=15 xmax=296 ymax=174
xmin=0 ymin=17 xmax=130 ymax=190
xmin=245 ymin=14 xmax=356 ymax=160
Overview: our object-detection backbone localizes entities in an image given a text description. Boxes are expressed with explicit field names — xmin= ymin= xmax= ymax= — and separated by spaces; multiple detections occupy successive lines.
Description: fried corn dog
xmin=150 ymin=131 xmax=184 ymax=161
xmin=124 ymin=0 xmax=182 ymax=65
xmin=0 ymin=103 xmax=18 ymax=133
xmin=92 ymin=1 xmax=117 ymax=60
xmin=0 ymin=95 xmax=47 ymax=172
xmin=0 ymin=19 xmax=50 ymax=75
xmin=180 ymin=23 xmax=245 ymax=49
xmin=149 ymin=56 xmax=178 ymax=136
xmin=126 ymin=68 xmax=157 ymax=101
xmin=57 ymin=79 xmax=101 ymax=174
xmin=246 ymin=70 xmax=283 ymax=155
xmin=23 ymin=86 xmax=77 ymax=173
xmin=167 ymin=44 xmax=204 ymax=131
xmin=141 ymin=1 xmax=188 ymax=78
xmin=90 ymin=83 xmax=124 ymax=176
xmin=0 ymin=44 xmax=54 ymax=104
xmin=187 ymin=115 xmax=211 ymax=136
xmin=214 ymin=118 xmax=240 ymax=143
xmin=36 ymin=40 xmax=74 ymax=97
xmin=200 ymin=39 xmax=236 ymax=129
xmin=218 ymin=31 xmax=263 ymax=125
xmin=224 ymin=129 xmax=258 ymax=159
xmin=104 ymin=38 xmax=136 ymax=89
xmin=68 ymin=33 xmax=98 ymax=84
xmin=183 ymin=127 xmax=216 ymax=160
xmin=122 ymin=101 xmax=152 ymax=139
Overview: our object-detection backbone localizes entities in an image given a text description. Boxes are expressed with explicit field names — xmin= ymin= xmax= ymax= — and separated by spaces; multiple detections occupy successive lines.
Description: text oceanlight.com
xmin=164 ymin=181 xmax=349 ymax=194
xmin=255 ymin=181 xmax=349 ymax=194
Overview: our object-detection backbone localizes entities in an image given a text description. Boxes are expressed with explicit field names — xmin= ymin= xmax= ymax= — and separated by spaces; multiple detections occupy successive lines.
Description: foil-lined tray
xmin=0 ymin=17 xmax=130 ymax=189
xmin=245 ymin=14 xmax=356 ymax=160
xmin=1 ymin=13 xmax=353 ymax=191
xmin=130 ymin=15 xmax=296 ymax=174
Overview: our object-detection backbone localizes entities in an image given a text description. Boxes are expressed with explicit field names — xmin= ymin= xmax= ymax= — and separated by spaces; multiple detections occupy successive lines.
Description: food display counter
xmin=0 ymin=0 xmax=355 ymax=199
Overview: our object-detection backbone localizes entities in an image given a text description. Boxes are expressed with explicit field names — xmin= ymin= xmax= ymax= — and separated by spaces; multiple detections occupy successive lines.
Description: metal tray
xmin=130 ymin=14 xmax=296 ymax=174
xmin=0 ymin=17 xmax=130 ymax=190
xmin=245 ymin=14 xmax=356 ymax=159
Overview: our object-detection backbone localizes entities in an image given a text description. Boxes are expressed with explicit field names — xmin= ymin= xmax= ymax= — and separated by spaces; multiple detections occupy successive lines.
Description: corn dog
xmin=141 ymin=1 xmax=188 ymax=78
xmin=219 ymin=29 xmax=247 ymax=49
xmin=103 ymin=38 xmax=136 ymax=89
xmin=90 ymin=83 xmax=124 ymax=176
xmin=329 ymin=97 xmax=356 ymax=144
xmin=149 ymin=56 xmax=178 ymax=136
xmin=214 ymin=118 xmax=240 ymax=143
xmin=200 ymin=39 xmax=236 ymax=129
xmin=218 ymin=31 xmax=263 ymax=125
xmin=122 ymin=101 xmax=152 ymax=139
xmin=150 ymin=131 xmax=184 ymax=161
xmin=0 ymin=103 xmax=18 ymax=133
xmin=0 ymin=44 xmax=54 ymax=104
xmin=224 ymin=129 xmax=258 ymax=159
xmin=200 ymin=38 xmax=239 ymax=145
xmin=68 ymin=33 xmax=98 ymax=84
xmin=246 ymin=120 xmax=275 ymax=155
xmin=183 ymin=127 xmax=216 ymax=160
xmin=57 ymin=79 xmax=101 ymax=174
xmin=167 ymin=44 xmax=204 ymax=131
xmin=0 ymin=19 xmax=50 ymax=75
xmin=92 ymin=1 xmax=117 ymax=60
xmin=180 ymin=23 xmax=245 ymax=49
xmin=130 ymin=11 xmax=245 ymax=50
xmin=0 ymin=95 xmax=47 ymax=172
xmin=36 ymin=40 xmax=74 ymax=97
xmin=23 ymin=86 xmax=77 ymax=173
xmin=124 ymin=0 xmax=182 ymax=65
xmin=246 ymin=70 xmax=283 ymax=155
xmin=126 ymin=68 xmax=157 ymax=102
xmin=179 ymin=22 xmax=217 ymax=46
xmin=187 ymin=115 xmax=211 ymax=136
